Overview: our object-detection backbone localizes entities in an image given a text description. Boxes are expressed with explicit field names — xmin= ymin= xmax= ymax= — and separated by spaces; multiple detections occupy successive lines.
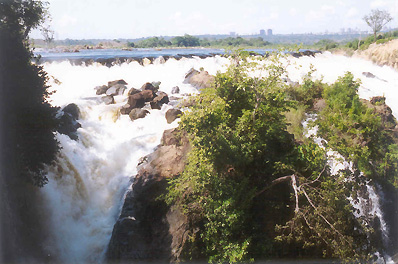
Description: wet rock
xmin=120 ymin=104 xmax=132 ymax=115
xmin=95 ymin=85 xmax=108 ymax=95
xmin=154 ymin=56 xmax=166 ymax=64
xmin=57 ymin=103 xmax=81 ymax=140
xmin=370 ymin=96 xmax=385 ymax=104
xmin=127 ymin=87 xmax=140 ymax=96
xmin=183 ymin=68 xmax=215 ymax=89
xmin=142 ymin=58 xmax=151 ymax=66
xmin=141 ymin=82 xmax=158 ymax=93
xmin=129 ymin=109 xmax=149 ymax=121
xmin=150 ymin=92 xmax=169 ymax=110
xmin=171 ymin=86 xmax=180 ymax=94
xmin=165 ymin=109 xmax=183 ymax=124
xmin=108 ymin=79 xmax=127 ymax=87
xmin=102 ymin=95 xmax=115 ymax=105
xmin=106 ymin=84 xmax=126 ymax=96
xmin=128 ymin=90 xmax=155 ymax=109
xmin=106 ymin=128 xmax=191 ymax=262
xmin=152 ymin=81 xmax=161 ymax=89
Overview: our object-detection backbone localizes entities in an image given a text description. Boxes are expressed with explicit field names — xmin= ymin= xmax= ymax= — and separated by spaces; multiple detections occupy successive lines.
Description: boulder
xmin=127 ymin=87 xmax=140 ymax=96
xmin=150 ymin=92 xmax=169 ymax=110
xmin=108 ymin=79 xmax=127 ymax=87
xmin=95 ymin=85 xmax=108 ymax=95
xmin=171 ymin=86 xmax=180 ymax=94
xmin=106 ymin=84 xmax=127 ymax=96
xmin=141 ymin=82 xmax=158 ymax=93
xmin=128 ymin=90 xmax=155 ymax=109
xmin=129 ymin=109 xmax=149 ymax=121
xmin=57 ymin=103 xmax=81 ymax=140
xmin=102 ymin=95 xmax=115 ymax=105
xmin=142 ymin=58 xmax=151 ymax=66
xmin=152 ymin=81 xmax=161 ymax=89
xmin=183 ymin=68 xmax=215 ymax=89
xmin=165 ymin=109 xmax=183 ymax=124
xmin=154 ymin=56 xmax=166 ymax=64
xmin=62 ymin=103 xmax=80 ymax=120
xmin=106 ymin=128 xmax=191 ymax=262
xmin=120 ymin=104 xmax=132 ymax=115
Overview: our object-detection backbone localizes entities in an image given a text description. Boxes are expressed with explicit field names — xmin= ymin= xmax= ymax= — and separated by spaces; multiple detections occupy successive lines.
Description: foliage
xmin=316 ymin=73 xmax=398 ymax=186
xmin=0 ymin=0 xmax=59 ymax=186
xmin=345 ymin=30 xmax=398 ymax=50
xmin=363 ymin=9 xmax=393 ymax=41
xmin=165 ymin=51 xmax=373 ymax=262
xmin=314 ymin=39 xmax=339 ymax=50
xmin=172 ymin=34 xmax=200 ymax=47
xmin=134 ymin=37 xmax=171 ymax=48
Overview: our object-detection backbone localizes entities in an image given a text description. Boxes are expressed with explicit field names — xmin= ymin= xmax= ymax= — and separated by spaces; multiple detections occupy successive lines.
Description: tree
xmin=363 ymin=9 xmax=393 ymax=41
xmin=0 ymin=0 xmax=59 ymax=186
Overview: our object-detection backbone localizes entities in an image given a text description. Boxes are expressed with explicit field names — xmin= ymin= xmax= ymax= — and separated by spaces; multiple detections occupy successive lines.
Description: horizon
xmin=29 ymin=0 xmax=398 ymax=40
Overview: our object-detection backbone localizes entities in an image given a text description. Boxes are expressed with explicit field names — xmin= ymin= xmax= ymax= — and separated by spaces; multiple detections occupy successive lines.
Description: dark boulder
xmin=57 ymin=103 xmax=81 ymax=140
xmin=106 ymin=128 xmax=191 ymax=262
xmin=150 ymin=92 xmax=169 ymax=110
xmin=129 ymin=109 xmax=149 ymax=121
xmin=120 ymin=104 xmax=132 ymax=115
xmin=95 ymin=85 xmax=108 ymax=95
xmin=127 ymin=87 xmax=140 ymax=96
xmin=128 ymin=90 xmax=155 ymax=109
xmin=108 ymin=79 xmax=127 ymax=87
xmin=165 ymin=109 xmax=183 ymax=124
xmin=141 ymin=82 xmax=158 ymax=93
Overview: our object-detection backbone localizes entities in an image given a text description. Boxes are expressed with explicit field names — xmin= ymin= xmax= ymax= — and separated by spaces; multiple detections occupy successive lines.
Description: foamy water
xmin=40 ymin=53 xmax=398 ymax=263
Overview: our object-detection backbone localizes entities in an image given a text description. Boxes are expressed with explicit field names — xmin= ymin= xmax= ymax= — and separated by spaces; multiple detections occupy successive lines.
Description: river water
xmin=39 ymin=50 xmax=398 ymax=263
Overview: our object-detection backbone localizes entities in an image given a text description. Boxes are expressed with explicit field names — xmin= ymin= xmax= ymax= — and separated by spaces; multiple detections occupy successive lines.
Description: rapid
xmin=39 ymin=52 xmax=398 ymax=263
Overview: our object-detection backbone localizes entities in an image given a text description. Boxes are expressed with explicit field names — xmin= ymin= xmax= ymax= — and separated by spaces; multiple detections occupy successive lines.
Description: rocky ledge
xmin=106 ymin=128 xmax=191 ymax=263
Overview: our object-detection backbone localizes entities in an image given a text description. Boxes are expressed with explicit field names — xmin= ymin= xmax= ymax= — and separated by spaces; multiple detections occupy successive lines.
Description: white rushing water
xmin=40 ymin=53 xmax=398 ymax=263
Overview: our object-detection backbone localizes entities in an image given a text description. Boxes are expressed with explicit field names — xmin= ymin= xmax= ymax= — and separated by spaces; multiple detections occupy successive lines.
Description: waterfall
xmin=40 ymin=56 xmax=228 ymax=263
xmin=38 ymin=52 xmax=398 ymax=263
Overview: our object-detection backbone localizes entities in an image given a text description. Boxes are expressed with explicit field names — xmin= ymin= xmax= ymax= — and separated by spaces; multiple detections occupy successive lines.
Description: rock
xmin=129 ymin=109 xmax=149 ymax=121
xmin=142 ymin=58 xmax=151 ymax=66
xmin=183 ymin=68 xmax=215 ymax=89
xmin=108 ymin=79 xmax=127 ymax=87
xmin=154 ymin=56 xmax=166 ymax=64
xmin=362 ymin=72 xmax=376 ymax=78
xmin=152 ymin=81 xmax=161 ymax=89
xmin=370 ymin=96 xmax=385 ymax=104
xmin=165 ymin=109 xmax=183 ymax=124
xmin=128 ymin=87 xmax=140 ymax=96
xmin=128 ymin=90 xmax=155 ymax=109
xmin=150 ymin=92 xmax=169 ymax=110
xmin=57 ymin=103 xmax=81 ymax=140
xmin=106 ymin=128 xmax=191 ymax=262
xmin=171 ymin=86 xmax=180 ymax=94
xmin=95 ymin=85 xmax=108 ymax=95
xmin=102 ymin=95 xmax=115 ymax=105
xmin=62 ymin=103 xmax=80 ymax=120
xmin=106 ymin=84 xmax=126 ymax=96
xmin=141 ymin=82 xmax=158 ymax=92
xmin=120 ymin=104 xmax=132 ymax=115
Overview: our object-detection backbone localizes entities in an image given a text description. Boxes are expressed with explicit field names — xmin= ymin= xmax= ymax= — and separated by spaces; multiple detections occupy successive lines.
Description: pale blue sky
xmin=30 ymin=0 xmax=398 ymax=39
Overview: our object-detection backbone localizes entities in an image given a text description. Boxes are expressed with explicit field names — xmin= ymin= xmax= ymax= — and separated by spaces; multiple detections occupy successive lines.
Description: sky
xmin=30 ymin=0 xmax=398 ymax=40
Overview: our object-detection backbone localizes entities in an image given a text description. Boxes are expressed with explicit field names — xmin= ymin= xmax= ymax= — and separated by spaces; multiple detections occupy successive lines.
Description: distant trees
xmin=363 ymin=9 xmax=393 ymax=41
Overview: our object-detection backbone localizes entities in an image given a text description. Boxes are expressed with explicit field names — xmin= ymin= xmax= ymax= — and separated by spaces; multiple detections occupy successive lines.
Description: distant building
xmin=267 ymin=29 xmax=273 ymax=36
xmin=260 ymin=29 xmax=265 ymax=35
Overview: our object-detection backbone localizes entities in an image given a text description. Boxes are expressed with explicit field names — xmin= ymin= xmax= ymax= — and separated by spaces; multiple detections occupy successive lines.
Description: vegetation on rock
xmin=165 ymin=51 xmax=397 ymax=262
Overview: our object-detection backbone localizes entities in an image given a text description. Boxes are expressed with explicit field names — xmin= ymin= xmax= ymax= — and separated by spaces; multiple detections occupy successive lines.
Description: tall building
xmin=260 ymin=29 xmax=265 ymax=35
xmin=267 ymin=29 xmax=273 ymax=36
